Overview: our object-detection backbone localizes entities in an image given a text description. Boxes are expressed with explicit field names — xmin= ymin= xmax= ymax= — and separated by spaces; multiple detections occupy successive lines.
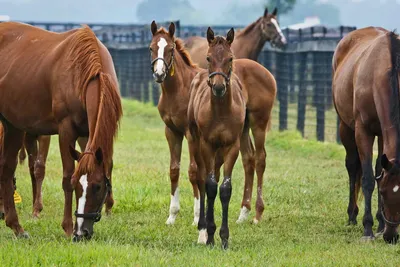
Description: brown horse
xmin=185 ymin=7 xmax=287 ymax=68
xmin=188 ymin=27 xmax=246 ymax=249
xmin=332 ymin=27 xmax=400 ymax=243
xmin=149 ymin=21 xmax=276 ymax=227
xmin=0 ymin=22 xmax=122 ymax=240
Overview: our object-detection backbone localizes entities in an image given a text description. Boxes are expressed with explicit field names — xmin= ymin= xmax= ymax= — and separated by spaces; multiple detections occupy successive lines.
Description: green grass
xmin=0 ymin=98 xmax=398 ymax=266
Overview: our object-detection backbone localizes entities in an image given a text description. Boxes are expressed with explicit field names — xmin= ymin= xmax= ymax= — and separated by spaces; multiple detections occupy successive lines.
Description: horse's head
xmin=376 ymin=154 xmax=400 ymax=243
xmin=206 ymin=27 xmax=234 ymax=97
xmin=69 ymin=146 xmax=111 ymax=242
xmin=260 ymin=7 xmax=287 ymax=49
xmin=149 ymin=20 xmax=176 ymax=83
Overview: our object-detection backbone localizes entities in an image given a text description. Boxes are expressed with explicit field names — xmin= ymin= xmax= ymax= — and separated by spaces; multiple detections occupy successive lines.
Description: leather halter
xmin=376 ymin=166 xmax=400 ymax=227
xmin=207 ymin=67 xmax=232 ymax=87
xmin=150 ymin=44 xmax=175 ymax=75
xmin=74 ymin=151 xmax=112 ymax=223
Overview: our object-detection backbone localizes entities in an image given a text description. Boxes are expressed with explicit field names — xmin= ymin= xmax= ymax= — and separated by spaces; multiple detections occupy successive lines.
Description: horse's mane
xmin=156 ymin=28 xmax=197 ymax=67
xmin=238 ymin=17 xmax=262 ymax=37
xmin=389 ymin=30 xmax=400 ymax=156
xmin=68 ymin=25 xmax=122 ymax=177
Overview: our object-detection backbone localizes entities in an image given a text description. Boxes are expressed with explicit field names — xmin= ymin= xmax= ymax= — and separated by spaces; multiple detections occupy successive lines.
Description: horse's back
xmin=185 ymin=36 xmax=208 ymax=68
xmin=333 ymin=26 xmax=392 ymax=131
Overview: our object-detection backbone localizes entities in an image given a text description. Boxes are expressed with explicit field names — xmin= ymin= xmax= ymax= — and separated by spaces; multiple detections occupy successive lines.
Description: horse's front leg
xmin=201 ymin=139 xmax=218 ymax=246
xmin=59 ymin=123 xmax=78 ymax=237
xmin=220 ymin=139 xmax=240 ymax=249
xmin=186 ymin=131 xmax=200 ymax=226
xmin=165 ymin=126 xmax=183 ymax=225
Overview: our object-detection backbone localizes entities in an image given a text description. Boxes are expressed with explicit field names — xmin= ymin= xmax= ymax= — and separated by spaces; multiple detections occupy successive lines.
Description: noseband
xmin=74 ymin=151 xmax=112 ymax=223
xmin=376 ymin=171 xmax=400 ymax=227
xmin=207 ymin=67 xmax=232 ymax=87
xmin=150 ymin=44 xmax=175 ymax=75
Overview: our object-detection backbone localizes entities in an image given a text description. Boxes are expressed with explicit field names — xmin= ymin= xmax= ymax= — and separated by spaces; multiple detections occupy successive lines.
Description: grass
xmin=0 ymin=98 xmax=398 ymax=266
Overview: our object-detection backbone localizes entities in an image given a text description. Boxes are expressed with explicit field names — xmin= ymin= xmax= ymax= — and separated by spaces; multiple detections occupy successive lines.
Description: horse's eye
xmin=149 ymin=47 xmax=153 ymax=52
xmin=206 ymin=56 xmax=210 ymax=62
xmin=92 ymin=183 xmax=101 ymax=193
xmin=229 ymin=57 xmax=233 ymax=62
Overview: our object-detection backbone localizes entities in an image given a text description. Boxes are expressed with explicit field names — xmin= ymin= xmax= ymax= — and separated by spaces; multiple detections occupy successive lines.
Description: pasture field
xmin=0 ymin=98 xmax=398 ymax=266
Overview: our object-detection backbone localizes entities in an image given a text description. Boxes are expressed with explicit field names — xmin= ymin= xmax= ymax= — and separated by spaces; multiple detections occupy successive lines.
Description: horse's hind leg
xmin=375 ymin=135 xmax=384 ymax=234
xmin=0 ymin=123 xmax=27 ymax=237
xmin=33 ymin=135 xmax=50 ymax=218
xmin=236 ymin=124 xmax=255 ymax=224
xmin=339 ymin=120 xmax=361 ymax=225
xmin=23 ymin=134 xmax=39 ymax=216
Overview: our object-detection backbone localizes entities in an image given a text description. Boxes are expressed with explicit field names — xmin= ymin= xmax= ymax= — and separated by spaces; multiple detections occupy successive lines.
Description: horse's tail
xmin=18 ymin=139 xmax=26 ymax=165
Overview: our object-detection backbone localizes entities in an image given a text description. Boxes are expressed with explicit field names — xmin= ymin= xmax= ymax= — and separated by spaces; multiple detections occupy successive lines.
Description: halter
xmin=150 ymin=44 xmax=175 ymax=76
xmin=376 ymin=168 xmax=400 ymax=227
xmin=207 ymin=67 xmax=232 ymax=87
xmin=74 ymin=151 xmax=112 ymax=223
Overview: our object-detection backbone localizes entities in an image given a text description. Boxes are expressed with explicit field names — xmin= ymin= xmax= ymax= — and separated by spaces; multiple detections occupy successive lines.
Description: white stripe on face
xmin=271 ymin=18 xmax=287 ymax=44
xmin=76 ymin=174 xmax=88 ymax=235
xmin=155 ymin=37 xmax=168 ymax=75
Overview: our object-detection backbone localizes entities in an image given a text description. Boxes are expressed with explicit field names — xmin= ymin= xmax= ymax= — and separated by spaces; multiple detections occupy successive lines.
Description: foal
xmin=188 ymin=28 xmax=246 ymax=249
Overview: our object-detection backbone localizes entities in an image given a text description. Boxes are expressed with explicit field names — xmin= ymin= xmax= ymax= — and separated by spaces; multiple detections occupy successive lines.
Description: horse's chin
xmin=383 ymin=227 xmax=399 ymax=244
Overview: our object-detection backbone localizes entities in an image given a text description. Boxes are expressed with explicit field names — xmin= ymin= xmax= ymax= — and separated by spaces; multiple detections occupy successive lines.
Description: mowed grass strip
xmin=0 ymin=98 xmax=398 ymax=266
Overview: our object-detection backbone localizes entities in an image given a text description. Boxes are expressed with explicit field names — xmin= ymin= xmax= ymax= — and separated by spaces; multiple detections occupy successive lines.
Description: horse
xmin=0 ymin=22 xmax=122 ymax=240
xmin=149 ymin=21 xmax=276 ymax=228
xmin=184 ymin=7 xmax=286 ymax=68
xmin=187 ymin=27 xmax=246 ymax=249
xmin=332 ymin=27 xmax=400 ymax=243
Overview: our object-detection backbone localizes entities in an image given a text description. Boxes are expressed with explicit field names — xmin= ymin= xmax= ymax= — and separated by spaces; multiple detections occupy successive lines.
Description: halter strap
xmin=150 ymin=44 xmax=175 ymax=75
xmin=208 ymin=67 xmax=232 ymax=87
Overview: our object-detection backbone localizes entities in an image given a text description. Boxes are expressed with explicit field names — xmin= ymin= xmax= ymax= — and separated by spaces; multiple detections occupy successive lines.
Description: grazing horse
xmin=149 ymin=21 xmax=276 ymax=227
xmin=188 ymin=27 xmax=246 ymax=249
xmin=185 ymin=7 xmax=287 ymax=68
xmin=0 ymin=22 xmax=122 ymax=240
xmin=332 ymin=27 xmax=400 ymax=243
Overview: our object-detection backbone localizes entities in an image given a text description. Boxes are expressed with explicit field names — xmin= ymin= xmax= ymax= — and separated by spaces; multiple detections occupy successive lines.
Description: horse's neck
xmin=161 ymin=53 xmax=198 ymax=98
xmin=210 ymin=86 xmax=233 ymax=115
xmin=233 ymin=21 xmax=266 ymax=60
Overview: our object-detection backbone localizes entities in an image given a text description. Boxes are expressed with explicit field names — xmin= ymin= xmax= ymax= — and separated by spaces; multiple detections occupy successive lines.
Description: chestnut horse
xmin=149 ymin=21 xmax=276 ymax=227
xmin=188 ymin=27 xmax=246 ymax=249
xmin=0 ymin=22 xmax=122 ymax=240
xmin=332 ymin=27 xmax=400 ymax=243
xmin=185 ymin=7 xmax=286 ymax=68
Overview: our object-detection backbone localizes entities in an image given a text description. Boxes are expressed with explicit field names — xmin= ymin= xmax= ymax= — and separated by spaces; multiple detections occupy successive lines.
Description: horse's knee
xmin=219 ymin=178 xmax=232 ymax=203
xmin=188 ymin=162 xmax=197 ymax=184
xmin=169 ymin=164 xmax=180 ymax=183
xmin=206 ymin=175 xmax=218 ymax=199
xmin=62 ymin=176 xmax=73 ymax=192
xmin=34 ymin=160 xmax=46 ymax=181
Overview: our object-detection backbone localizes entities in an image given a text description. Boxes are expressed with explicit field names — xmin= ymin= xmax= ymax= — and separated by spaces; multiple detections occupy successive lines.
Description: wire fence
xmin=22 ymin=21 xmax=356 ymax=143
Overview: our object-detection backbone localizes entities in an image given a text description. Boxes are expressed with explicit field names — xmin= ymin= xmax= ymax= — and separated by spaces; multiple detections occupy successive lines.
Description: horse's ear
xmin=264 ymin=7 xmax=268 ymax=17
xmin=382 ymin=154 xmax=393 ymax=171
xmin=272 ymin=7 xmax=278 ymax=16
xmin=69 ymin=145 xmax=81 ymax=161
xmin=151 ymin=20 xmax=158 ymax=35
xmin=95 ymin=147 xmax=103 ymax=165
xmin=207 ymin=27 xmax=215 ymax=44
xmin=226 ymin=28 xmax=235 ymax=45
xmin=168 ymin=22 xmax=175 ymax=38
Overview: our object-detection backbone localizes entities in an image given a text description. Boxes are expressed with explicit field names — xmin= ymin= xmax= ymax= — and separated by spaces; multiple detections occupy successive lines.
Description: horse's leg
xmin=31 ymin=135 xmax=50 ymax=218
xmin=0 ymin=123 xmax=27 ymax=237
xmin=237 ymin=125 xmax=255 ymax=223
xmin=59 ymin=124 xmax=78 ymax=237
xmin=186 ymin=131 xmax=200 ymax=226
xmin=214 ymin=150 xmax=224 ymax=183
xmin=201 ymin=139 xmax=217 ymax=246
xmin=23 ymin=134 xmax=38 ymax=214
xmin=375 ymin=135 xmax=384 ymax=234
xmin=251 ymin=122 xmax=268 ymax=223
xmin=354 ymin=121 xmax=375 ymax=240
xmin=339 ymin=121 xmax=361 ymax=225
xmin=165 ymin=126 xmax=183 ymax=225
xmin=220 ymin=139 xmax=240 ymax=249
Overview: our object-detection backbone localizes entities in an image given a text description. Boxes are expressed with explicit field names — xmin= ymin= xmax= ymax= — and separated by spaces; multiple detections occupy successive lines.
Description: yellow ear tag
xmin=170 ymin=64 xmax=175 ymax=77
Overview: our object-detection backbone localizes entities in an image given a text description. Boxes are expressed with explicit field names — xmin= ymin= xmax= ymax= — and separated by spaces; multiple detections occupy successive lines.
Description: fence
xmin=22 ymin=21 xmax=357 ymax=143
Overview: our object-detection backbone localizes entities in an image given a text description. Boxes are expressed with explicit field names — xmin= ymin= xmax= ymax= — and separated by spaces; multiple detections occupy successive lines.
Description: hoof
xmin=17 ymin=232 xmax=30 ymax=239
xmin=221 ymin=239 xmax=229 ymax=250
xmin=197 ymin=229 xmax=207 ymax=244
xmin=375 ymin=231 xmax=384 ymax=238
xmin=165 ymin=215 xmax=177 ymax=225
xmin=0 ymin=212 xmax=4 ymax=220
xmin=206 ymin=235 xmax=215 ymax=247
xmin=236 ymin=206 xmax=250 ymax=224
xmin=347 ymin=220 xmax=357 ymax=226
xmin=360 ymin=235 xmax=375 ymax=242
xmin=252 ymin=218 xmax=259 ymax=224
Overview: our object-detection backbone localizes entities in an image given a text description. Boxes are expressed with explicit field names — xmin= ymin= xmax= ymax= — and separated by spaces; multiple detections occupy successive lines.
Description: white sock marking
xmin=197 ymin=229 xmax=208 ymax=244
xmin=155 ymin=37 xmax=167 ymax=75
xmin=76 ymin=174 xmax=88 ymax=235
xmin=192 ymin=197 xmax=200 ymax=226
xmin=166 ymin=187 xmax=180 ymax=225
xmin=236 ymin=206 xmax=250 ymax=224
xmin=271 ymin=18 xmax=287 ymax=44
xmin=394 ymin=185 xmax=399 ymax=192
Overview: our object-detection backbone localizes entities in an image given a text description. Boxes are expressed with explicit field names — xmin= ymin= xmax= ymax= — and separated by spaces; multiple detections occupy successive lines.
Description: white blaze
xmin=155 ymin=37 xmax=168 ymax=75
xmin=166 ymin=187 xmax=180 ymax=225
xmin=76 ymin=174 xmax=88 ymax=235
xmin=394 ymin=185 xmax=399 ymax=192
xmin=271 ymin=18 xmax=287 ymax=44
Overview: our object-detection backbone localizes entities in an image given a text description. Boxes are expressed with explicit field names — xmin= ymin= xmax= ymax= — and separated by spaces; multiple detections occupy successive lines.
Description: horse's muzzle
xmin=212 ymin=84 xmax=226 ymax=97
xmin=153 ymin=72 xmax=166 ymax=83
xmin=383 ymin=228 xmax=399 ymax=244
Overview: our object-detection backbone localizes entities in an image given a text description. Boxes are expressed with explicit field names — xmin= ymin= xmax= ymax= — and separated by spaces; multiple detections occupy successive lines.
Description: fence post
xmin=296 ymin=52 xmax=307 ymax=137
xmin=313 ymin=52 xmax=325 ymax=141
xmin=276 ymin=52 xmax=288 ymax=131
